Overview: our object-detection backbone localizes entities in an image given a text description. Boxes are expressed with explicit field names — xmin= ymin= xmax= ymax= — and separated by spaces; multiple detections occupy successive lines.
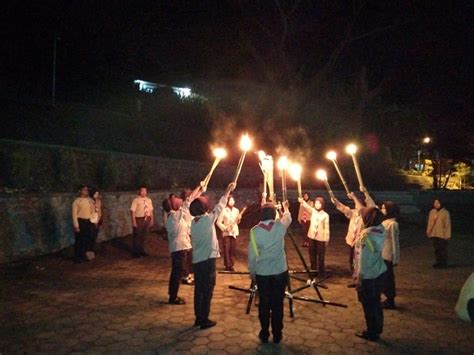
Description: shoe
xmin=194 ymin=319 xmax=201 ymax=327
xmin=355 ymin=331 xmax=379 ymax=342
xmin=168 ymin=297 xmax=186 ymax=305
xmin=347 ymin=283 xmax=357 ymax=288
xmin=200 ymin=320 xmax=217 ymax=329
xmin=140 ymin=252 xmax=149 ymax=257
xmin=73 ymin=257 xmax=83 ymax=264
xmin=229 ymin=267 xmax=235 ymax=272
xmin=258 ymin=330 xmax=269 ymax=343
xmin=132 ymin=252 xmax=142 ymax=258
xmin=273 ymin=334 xmax=282 ymax=344
xmin=382 ymin=300 xmax=397 ymax=310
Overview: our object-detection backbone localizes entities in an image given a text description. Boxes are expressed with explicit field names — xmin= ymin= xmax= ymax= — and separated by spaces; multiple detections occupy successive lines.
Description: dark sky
xmin=1 ymin=1 xmax=473 ymax=135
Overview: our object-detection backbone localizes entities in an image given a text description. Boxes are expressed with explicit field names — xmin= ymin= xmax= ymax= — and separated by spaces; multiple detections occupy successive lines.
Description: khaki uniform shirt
xmin=130 ymin=197 xmax=154 ymax=218
xmin=72 ymin=197 xmax=94 ymax=228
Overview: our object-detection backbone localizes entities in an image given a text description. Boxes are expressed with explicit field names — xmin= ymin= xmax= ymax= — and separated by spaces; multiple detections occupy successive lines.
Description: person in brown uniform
xmin=130 ymin=186 xmax=154 ymax=257
xmin=72 ymin=184 xmax=94 ymax=263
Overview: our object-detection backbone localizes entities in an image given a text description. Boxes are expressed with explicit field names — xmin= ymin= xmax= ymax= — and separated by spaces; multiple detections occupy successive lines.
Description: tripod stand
xmin=228 ymin=228 xmax=347 ymax=317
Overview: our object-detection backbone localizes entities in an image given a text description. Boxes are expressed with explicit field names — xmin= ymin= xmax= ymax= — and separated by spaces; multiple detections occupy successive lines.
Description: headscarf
xmin=382 ymin=201 xmax=400 ymax=220
xmin=314 ymin=197 xmax=325 ymax=211
xmin=190 ymin=196 xmax=209 ymax=217
xmin=360 ymin=207 xmax=384 ymax=228
xmin=260 ymin=203 xmax=277 ymax=221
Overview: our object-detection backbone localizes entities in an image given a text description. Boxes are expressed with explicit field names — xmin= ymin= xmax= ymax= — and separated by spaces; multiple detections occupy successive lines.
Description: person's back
xmin=248 ymin=201 xmax=292 ymax=344
xmin=249 ymin=214 xmax=291 ymax=276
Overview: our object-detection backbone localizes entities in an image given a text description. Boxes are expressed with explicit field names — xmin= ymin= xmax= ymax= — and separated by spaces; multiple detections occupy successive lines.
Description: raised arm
xmin=280 ymin=200 xmax=292 ymax=228
xmin=210 ymin=182 xmax=236 ymax=221
xmin=188 ymin=181 xmax=206 ymax=203
xmin=361 ymin=186 xmax=376 ymax=208
xmin=298 ymin=198 xmax=313 ymax=215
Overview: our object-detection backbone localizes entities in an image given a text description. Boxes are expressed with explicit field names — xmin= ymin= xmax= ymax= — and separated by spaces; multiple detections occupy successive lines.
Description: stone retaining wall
xmin=1 ymin=189 xmax=473 ymax=263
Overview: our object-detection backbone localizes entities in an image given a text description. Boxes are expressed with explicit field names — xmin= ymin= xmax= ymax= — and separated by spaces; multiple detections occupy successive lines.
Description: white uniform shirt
xmin=165 ymin=202 xmax=193 ymax=253
xmin=308 ymin=209 xmax=330 ymax=242
xmin=248 ymin=212 xmax=292 ymax=277
xmin=191 ymin=196 xmax=227 ymax=264
xmin=382 ymin=218 xmax=400 ymax=264
xmin=216 ymin=206 xmax=240 ymax=238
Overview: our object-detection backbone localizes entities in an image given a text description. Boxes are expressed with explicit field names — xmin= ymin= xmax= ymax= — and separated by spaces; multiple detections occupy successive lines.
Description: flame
xmin=289 ymin=163 xmax=302 ymax=181
xmin=277 ymin=156 xmax=289 ymax=170
xmin=345 ymin=143 xmax=358 ymax=155
xmin=315 ymin=169 xmax=327 ymax=181
xmin=326 ymin=151 xmax=337 ymax=160
xmin=239 ymin=133 xmax=253 ymax=151
xmin=257 ymin=150 xmax=266 ymax=161
xmin=213 ymin=147 xmax=227 ymax=159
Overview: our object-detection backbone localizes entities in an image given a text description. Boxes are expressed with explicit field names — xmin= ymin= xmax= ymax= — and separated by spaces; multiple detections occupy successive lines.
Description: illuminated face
xmin=80 ymin=187 xmax=89 ymax=197
xmin=381 ymin=204 xmax=387 ymax=215
xmin=315 ymin=200 xmax=322 ymax=210
xmin=433 ymin=200 xmax=441 ymax=209
xmin=228 ymin=197 xmax=235 ymax=208
xmin=303 ymin=193 xmax=309 ymax=201
xmin=93 ymin=191 xmax=99 ymax=200
xmin=139 ymin=188 xmax=147 ymax=197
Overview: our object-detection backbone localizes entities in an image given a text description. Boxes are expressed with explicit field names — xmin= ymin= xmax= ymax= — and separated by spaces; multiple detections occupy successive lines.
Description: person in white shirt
xmin=72 ymin=184 xmax=94 ymax=264
xmin=426 ymin=199 xmax=451 ymax=268
xmin=297 ymin=193 xmax=313 ymax=247
xmin=130 ymin=186 xmax=154 ymax=257
xmin=380 ymin=201 xmax=400 ymax=310
xmin=189 ymin=182 xmax=236 ymax=330
xmin=165 ymin=183 xmax=205 ymax=305
xmin=299 ymin=197 xmax=330 ymax=278
xmin=216 ymin=195 xmax=242 ymax=271
xmin=248 ymin=200 xmax=291 ymax=344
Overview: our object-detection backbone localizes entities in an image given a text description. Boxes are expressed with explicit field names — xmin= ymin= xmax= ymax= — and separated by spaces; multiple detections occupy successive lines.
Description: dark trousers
xmin=169 ymin=250 xmax=186 ymax=300
xmin=349 ymin=245 xmax=355 ymax=272
xmin=74 ymin=218 xmax=92 ymax=260
xmin=309 ymin=239 xmax=326 ymax=276
xmin=133 ymin=217 xmax=150 ymax=254
xmin=357 ymin=272 xmax=386 ymax=337
xmin=223 ymin=236 xmax=236 ymax=270
xmin=431 ymin=237 xmax=448 ymax=266
xmin=183 ymin=249 xmax=193 ymax=277
xmin=256 ymin=271 xmax=288 ymax=338
xmin=90 ymin=224 xmax=99 ymax=252
xmin=193 ymin=258 xmax=216 ymax=324
xmin=301 ymin=221 xmax=310 ymax=245
xmin=382 ymin=260 xmax=396 ymax=302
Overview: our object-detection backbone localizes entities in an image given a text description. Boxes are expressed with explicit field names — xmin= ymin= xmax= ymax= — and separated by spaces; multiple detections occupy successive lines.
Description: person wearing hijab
xmin=190 ymin=182 xmax=235 ymax=330
xmin=299 ymin=196 xmax=330 ymax=278
xmin=426 ymin=199 xmax=451 ymax=268
xmin=380 ymin=201 xmax=400 ymax=309
xmin=165 ymin=183 xmax=205 ymax=305
xmin=355 ymin=207 xmax=387 ymax=342
xmin=87 ymin=187 xmax=102 ymax=260
xmin=248 ymin=201 xmax=292 ymax=344
xmin=297 ymin=192 xmax=313 ymax=247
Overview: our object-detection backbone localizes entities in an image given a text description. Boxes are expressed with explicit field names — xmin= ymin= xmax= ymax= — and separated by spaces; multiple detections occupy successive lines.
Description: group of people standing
xmin=71 ymin=181 xmax=453 ymax=343
xmin=71 ymin=184 xmax=102 ymax=263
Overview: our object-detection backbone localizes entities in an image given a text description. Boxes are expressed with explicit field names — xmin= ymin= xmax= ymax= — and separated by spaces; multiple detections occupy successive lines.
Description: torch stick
xmin=278 ymin=156 xmax=289 ymax=202
xmin=232 ymin=134 xmax=252 ymax=185
xmin=289 ymin=163 xmax=303 ymax=199
xmin=316 ymin=169 xmax=335 ymax=200
xmin=203 ymin=148 xmax=227 ymax=188
xmin=326 ymin=151 xmax=350 ymax=194
xmin=346 ymin=144 xmax=365 ymax=190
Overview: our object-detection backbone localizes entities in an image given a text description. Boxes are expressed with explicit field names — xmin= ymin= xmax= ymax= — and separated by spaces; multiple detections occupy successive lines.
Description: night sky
xmin=2 ymin=1 xmax=473 ymax=156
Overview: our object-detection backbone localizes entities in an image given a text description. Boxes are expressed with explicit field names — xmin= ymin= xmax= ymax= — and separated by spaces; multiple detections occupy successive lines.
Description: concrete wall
xmin=1 ymin=189 xmax=473 ymax=263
